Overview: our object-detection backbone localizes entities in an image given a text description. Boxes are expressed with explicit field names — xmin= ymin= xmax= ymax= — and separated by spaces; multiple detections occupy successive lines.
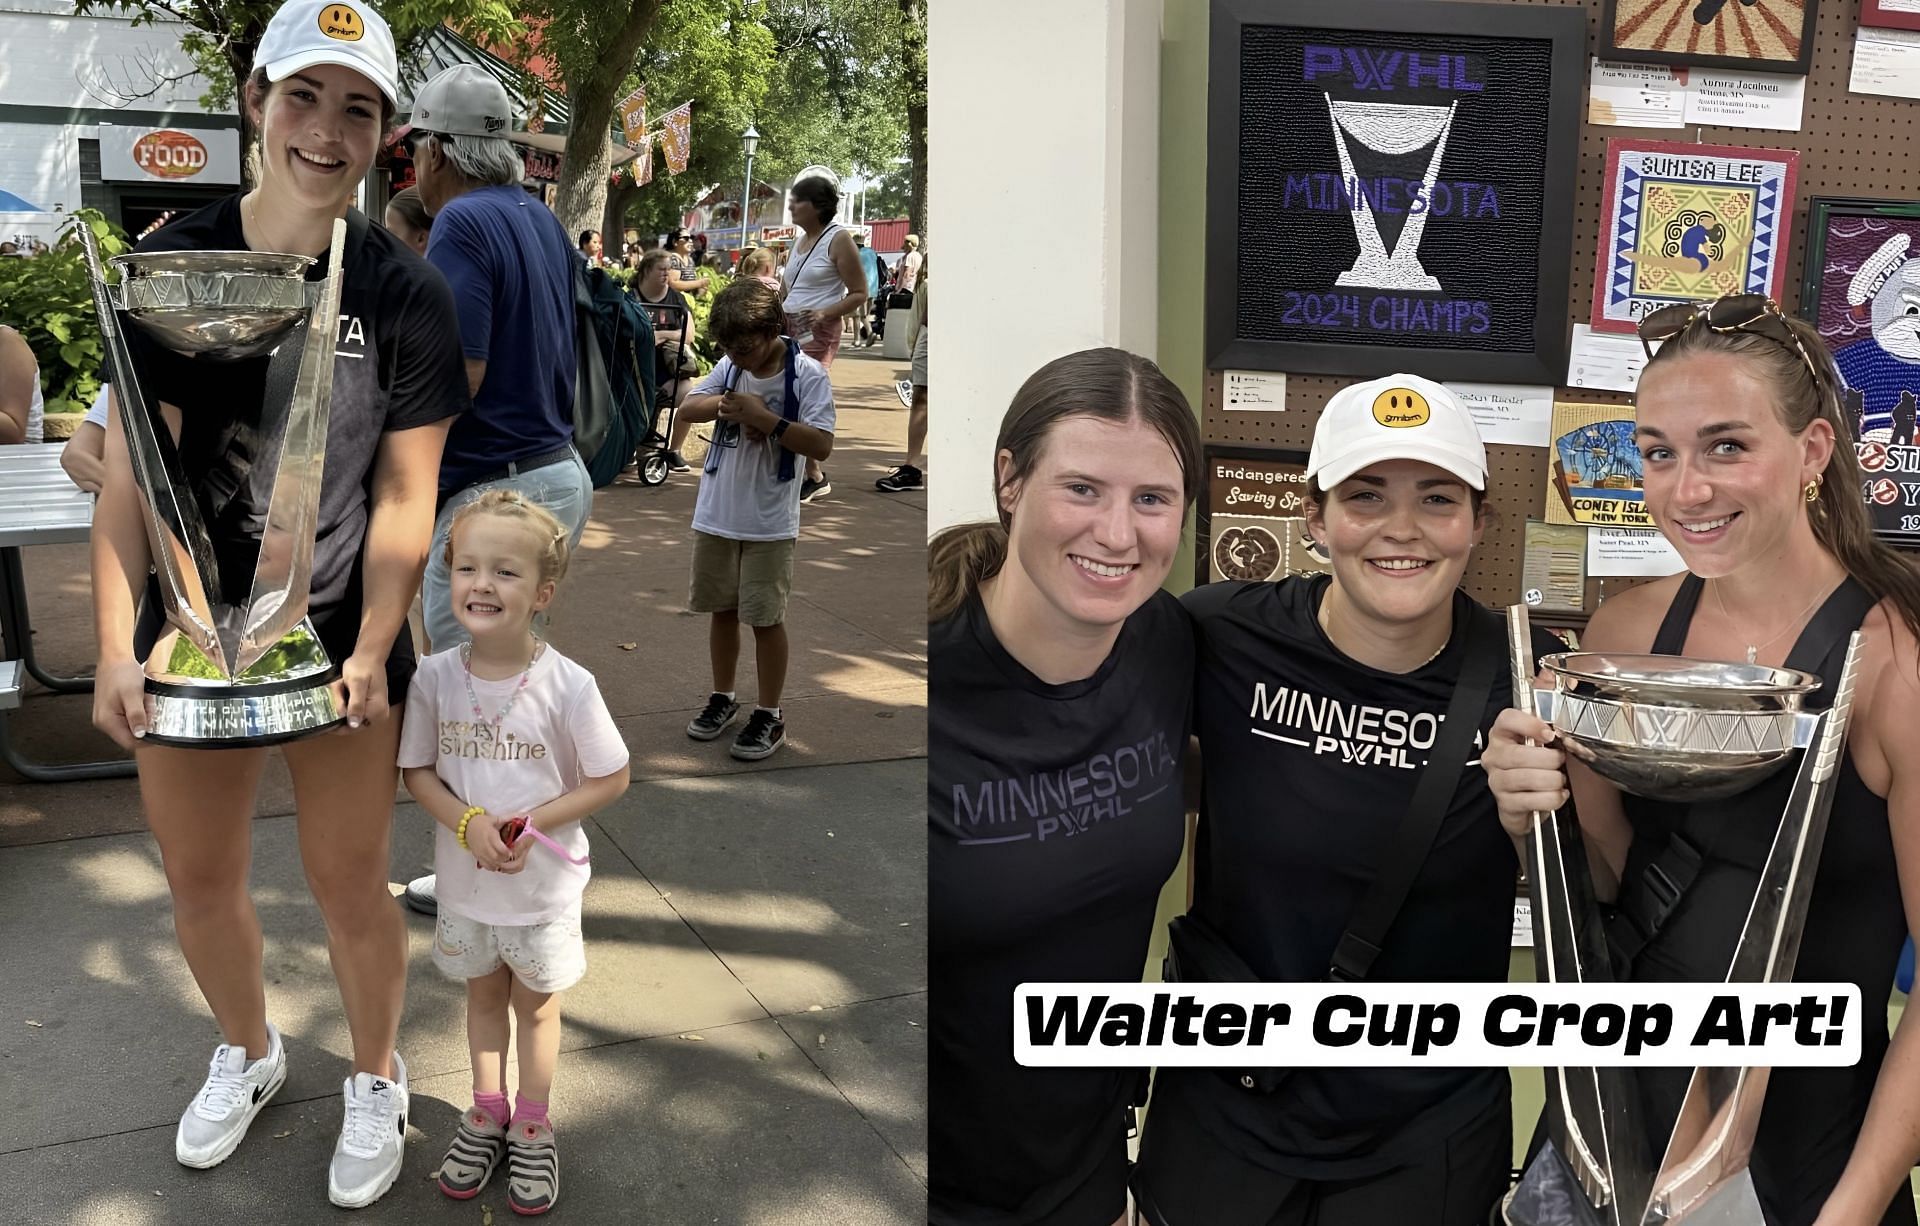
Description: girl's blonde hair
xmin=444 ymin=490 xmax=572 ymax=586
xmin=739 ymin=247 xmax=777 ymax=278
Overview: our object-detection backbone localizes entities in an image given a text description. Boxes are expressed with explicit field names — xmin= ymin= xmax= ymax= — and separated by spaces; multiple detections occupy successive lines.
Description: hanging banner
xmin=632 ymin=132 xmax=655 ymax=186
xmin=660 ymin=101 xmax=693 ymax=175
xmin=617 ymin=84 xmax=648 ymax=147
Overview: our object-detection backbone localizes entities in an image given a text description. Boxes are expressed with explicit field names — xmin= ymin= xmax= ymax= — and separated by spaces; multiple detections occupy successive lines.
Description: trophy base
xmin=143 ymin=668 xmax=344 ymax=747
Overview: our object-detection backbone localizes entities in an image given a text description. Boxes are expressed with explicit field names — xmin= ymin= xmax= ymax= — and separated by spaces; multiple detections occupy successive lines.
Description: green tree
xmin=70 ymin=0 xmax=523 ymax=187
xmin=604 ymin=0 xmax=913 ymax=243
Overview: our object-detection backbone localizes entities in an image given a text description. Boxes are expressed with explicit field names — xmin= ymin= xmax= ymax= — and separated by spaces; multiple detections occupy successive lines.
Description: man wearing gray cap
xmin=407 ymin=63 xmax=591 ymax=654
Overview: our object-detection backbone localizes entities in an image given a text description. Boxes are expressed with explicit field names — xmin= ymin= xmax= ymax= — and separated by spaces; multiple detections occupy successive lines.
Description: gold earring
xmin=1805 ymin=478 xmax=1821 ymax=504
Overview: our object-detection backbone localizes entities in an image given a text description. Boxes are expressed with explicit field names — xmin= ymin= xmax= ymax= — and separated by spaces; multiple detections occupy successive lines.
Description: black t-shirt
xmin=124 ymin=195 xmax=468 ymax=678
xmin=634 ymin=286 xmax=692 ymax=381
xmin=929 ymin=587 xmax=1194 ymax=1224
xmin=1169 ymin=574 xmax=1559 ymax=1179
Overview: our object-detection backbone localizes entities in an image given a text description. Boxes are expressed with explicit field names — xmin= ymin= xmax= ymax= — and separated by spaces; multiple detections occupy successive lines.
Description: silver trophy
xmin=1504 ymin=606 xmax=1864 ymax=1226
xmin=80 ymin=220 xmax=348 ymax=746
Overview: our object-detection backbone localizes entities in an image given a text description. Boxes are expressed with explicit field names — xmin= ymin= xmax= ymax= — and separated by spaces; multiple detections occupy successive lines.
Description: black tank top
xmin=1616 ymin=574 xmax=1911 ymax=1226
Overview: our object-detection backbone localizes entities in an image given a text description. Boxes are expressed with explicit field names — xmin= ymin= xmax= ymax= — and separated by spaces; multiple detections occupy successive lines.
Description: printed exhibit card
xmin=1684 ymin=70 xmax=1806 ymax=130
xmin=1567 ymin=324 xmax=1652 ymax=394
xmin=1853 ymin=28 xmax=1920 ymax=99
xmin=1223 ymin=370 xmax=1287 ymax=411
xmin=1444 ymin=383 xmax=1553 ymax=447
xmin=1588 ymin=527 xmax=1684 ymax=578
xmin=1588 ymin=60 xmax=1687 ymax=127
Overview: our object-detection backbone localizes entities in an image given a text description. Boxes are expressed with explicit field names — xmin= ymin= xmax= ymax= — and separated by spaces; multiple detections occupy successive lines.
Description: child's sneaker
xmin=800 ymin=473 xmax=831 ymax=503
xmin=506 ymin=1118 xmax=560 ymax=1215
xmin=328 ymin=1051 xmax=409 ymax=1208
xmin=175 ymin=1023 xmax=287 ymax=1169
xmin=686 ymin=692 xmax=741 ymax=741
xmin=895 ymin=380 xmax=915 ymax=408
xmin=730 ymin=708 xmax=786 ymax=761
xmin=876 ymin=464 xmax=924 ymax=492
xmin=437 ymin=1106 xmax=506 ymax=1199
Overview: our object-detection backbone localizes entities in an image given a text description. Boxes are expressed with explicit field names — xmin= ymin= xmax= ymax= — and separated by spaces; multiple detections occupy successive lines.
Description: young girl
xmin=739 ymin=246 xmax=784 ymax=294
xmin=398 ymin=491 xmax=632 ymax=1216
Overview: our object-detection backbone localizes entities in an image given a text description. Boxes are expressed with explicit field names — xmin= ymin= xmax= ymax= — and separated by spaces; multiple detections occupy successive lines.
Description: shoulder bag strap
xmin=1328 ymin=603 xmax=1501 ymax=982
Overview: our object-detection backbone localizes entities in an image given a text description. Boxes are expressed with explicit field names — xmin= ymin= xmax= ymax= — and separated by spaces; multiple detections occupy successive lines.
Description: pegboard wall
xmin=1204 ymin=0 xmax=1920 ymax=617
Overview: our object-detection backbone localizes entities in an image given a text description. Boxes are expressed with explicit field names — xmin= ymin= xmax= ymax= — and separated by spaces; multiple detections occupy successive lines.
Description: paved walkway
xmin=0 ymin=348 xmax=928 ymax=1223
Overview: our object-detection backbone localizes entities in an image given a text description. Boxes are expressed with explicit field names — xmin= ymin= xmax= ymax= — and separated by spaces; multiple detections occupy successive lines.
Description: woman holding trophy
xmin=1484 ymin=296 xmax=1920 ymax=1224
xmin=87 ymin=0 xmax=466 ymax=1209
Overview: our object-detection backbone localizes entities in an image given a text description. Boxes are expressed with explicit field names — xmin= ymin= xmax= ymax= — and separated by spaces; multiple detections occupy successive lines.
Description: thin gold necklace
xmin=1712 ymin=579 xmax=1828 ymax=665
xmin=1318 ymin=602 xmax=1448 ymax=671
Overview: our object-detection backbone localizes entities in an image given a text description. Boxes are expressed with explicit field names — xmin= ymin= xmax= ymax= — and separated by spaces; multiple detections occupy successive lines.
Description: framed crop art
xmin=1601 ymin=0 xmax=1819 ymax=75
xmin=1861 ymin=0 xmax=1920 ymax=32
xmin=1799 ymin=196 xmax=1920 ymax=547
xmin=1205 ymin=0 xmax=1584 ymax=384
xmin=1591 ymin=139 xmax=1799 ymax=334
xmin=1196 ymin=447 xmax=1329 ymax=588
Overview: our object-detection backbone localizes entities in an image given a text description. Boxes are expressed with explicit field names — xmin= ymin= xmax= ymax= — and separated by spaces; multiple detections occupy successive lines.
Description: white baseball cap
xmin=1307 ymin=373 xmax=1487 ymax=491
xmin=410 ymin=64 xmax=515 ymax=139
xmin=254 ymin=0 xmax=400 ymax=112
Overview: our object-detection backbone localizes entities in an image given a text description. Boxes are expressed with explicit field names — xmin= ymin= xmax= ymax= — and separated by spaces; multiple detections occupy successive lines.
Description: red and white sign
xmin=100 ymin=123 xmax=240 ymax=185
xmin=759 ymin=225 xmax=796 ymax=243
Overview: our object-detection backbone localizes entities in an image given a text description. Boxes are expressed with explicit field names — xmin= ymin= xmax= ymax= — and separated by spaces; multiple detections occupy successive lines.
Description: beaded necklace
xmin=462 ymin=639 xmax=544 ymax=737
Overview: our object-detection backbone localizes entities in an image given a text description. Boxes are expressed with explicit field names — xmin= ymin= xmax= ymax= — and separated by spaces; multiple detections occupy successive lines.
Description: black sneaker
xmin=730 ymin=709 xmax=786 ymax=761
xmin=667 ymin=450 xmax=692 ymax=473
xmin=800 ymin=474 xmax=831 ymax=503
xmin=876 ymin=464 xmax=924 ymax=492
xmin=686 ymin=693 xmax=741 ymax=741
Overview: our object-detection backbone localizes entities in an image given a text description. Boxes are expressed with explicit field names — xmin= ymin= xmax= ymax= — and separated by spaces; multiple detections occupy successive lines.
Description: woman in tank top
xmin=779 ymin=174 xmax=868 ymax=499
xmin=1484 ymin=295 xmax=1920 ymax=1225
xmin=1131 ymin=375 xmax=1562 ymax=1226
xmin=928 ymin=348 xmax=1201 ymax=1226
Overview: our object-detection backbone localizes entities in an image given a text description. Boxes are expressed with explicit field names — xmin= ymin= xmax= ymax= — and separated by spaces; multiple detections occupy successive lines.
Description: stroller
xmin=633 ymin=297 xmax=695 ymax=487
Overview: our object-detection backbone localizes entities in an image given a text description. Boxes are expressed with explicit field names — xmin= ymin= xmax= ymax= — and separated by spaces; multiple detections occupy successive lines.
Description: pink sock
xmin=510 ymin=1094 xmax=549 ymax=1127
xmin=472 ymin=1091 xmax=509 ymax=1128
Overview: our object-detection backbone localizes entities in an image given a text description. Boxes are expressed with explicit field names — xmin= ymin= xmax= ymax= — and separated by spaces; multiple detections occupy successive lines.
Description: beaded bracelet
xmin=456 ymin=805 xmax=484 ymax=849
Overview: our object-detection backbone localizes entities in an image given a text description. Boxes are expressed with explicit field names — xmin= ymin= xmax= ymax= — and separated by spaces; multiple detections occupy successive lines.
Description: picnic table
xmin=0 ymin=442 xmax=136 ymax=781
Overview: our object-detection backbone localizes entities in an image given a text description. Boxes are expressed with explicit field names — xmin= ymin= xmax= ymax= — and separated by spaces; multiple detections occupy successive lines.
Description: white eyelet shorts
xmin=432 ymin=901 xmax=586 ymax=994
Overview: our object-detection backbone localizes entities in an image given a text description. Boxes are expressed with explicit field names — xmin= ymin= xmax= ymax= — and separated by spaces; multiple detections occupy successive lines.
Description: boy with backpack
xmin=674 ymin=280 xmax=836 ymax=760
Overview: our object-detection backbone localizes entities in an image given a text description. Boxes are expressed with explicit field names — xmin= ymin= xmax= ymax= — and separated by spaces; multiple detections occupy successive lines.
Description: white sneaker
xmin=327 ymin=1051 xmax=409 ymax=1208
xmin=176 ymin=1023 xmax=287 ymax=1168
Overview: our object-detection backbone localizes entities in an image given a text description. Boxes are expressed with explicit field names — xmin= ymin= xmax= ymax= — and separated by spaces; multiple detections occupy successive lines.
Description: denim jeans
xmin=422 ymin=451 xmax=593 ymax=653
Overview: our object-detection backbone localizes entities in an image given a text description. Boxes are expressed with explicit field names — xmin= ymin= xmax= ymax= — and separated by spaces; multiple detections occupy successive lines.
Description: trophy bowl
xmin=1540 ymin=653 xmax=1823 ymax=802
xmin=108 ymin=251 xmax=315 ymax=360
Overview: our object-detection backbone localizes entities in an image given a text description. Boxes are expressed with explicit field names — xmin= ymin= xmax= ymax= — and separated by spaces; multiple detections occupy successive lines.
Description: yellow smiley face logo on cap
xmin=1371 ymin=387 xmax=1431 ymax=428
xmin=319 ymin=4 xmax=365 ymax=41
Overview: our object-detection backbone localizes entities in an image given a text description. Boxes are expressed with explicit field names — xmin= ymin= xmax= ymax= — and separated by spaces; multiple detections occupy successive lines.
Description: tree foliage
xmin=606 ymin=0 xmax=915 ymax=240
xmin=71 ymin=0 xmax=523 ymax=186
xmin=0 ymin=211 xmax=132 ymax=415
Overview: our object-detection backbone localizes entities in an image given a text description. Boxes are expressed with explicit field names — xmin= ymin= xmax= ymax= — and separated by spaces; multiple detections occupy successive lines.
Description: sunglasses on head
xmin=1635 ymin=293 xmax=1823 ymax=386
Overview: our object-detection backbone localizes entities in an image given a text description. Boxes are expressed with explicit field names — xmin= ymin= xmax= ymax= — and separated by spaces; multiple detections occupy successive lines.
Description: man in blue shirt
xmin=409 ymin=63 xmax=591 ymax=654
xmin=854 ymin=230 xmax=881 ymax=347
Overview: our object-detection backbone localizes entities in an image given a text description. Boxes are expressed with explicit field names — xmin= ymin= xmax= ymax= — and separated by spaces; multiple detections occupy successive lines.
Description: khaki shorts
xmin=689 ymin=531 xmax=796 ymax=627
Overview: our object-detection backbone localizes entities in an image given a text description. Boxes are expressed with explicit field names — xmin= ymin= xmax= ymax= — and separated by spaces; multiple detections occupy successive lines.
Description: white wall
xmin=0 ymin=5 xmax=227 ymax=242
xmin=0 ymin=4 xmax=218 ymax=110
xmin=927 ymin=0 xmax=1162 ymax=533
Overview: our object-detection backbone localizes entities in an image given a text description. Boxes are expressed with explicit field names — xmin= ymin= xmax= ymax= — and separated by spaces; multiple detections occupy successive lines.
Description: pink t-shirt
xmin=399 ymin=645 xmax=629 ymax=925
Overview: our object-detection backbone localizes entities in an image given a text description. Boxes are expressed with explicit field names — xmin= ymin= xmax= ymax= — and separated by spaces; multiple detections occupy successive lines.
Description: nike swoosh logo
xmin=253 ymin=1085 xmax=264 ymax=1104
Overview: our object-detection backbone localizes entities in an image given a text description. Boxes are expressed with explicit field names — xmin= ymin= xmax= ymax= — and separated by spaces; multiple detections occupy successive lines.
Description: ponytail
xmin=929 ymin=523 xmax=1008 ymax=623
